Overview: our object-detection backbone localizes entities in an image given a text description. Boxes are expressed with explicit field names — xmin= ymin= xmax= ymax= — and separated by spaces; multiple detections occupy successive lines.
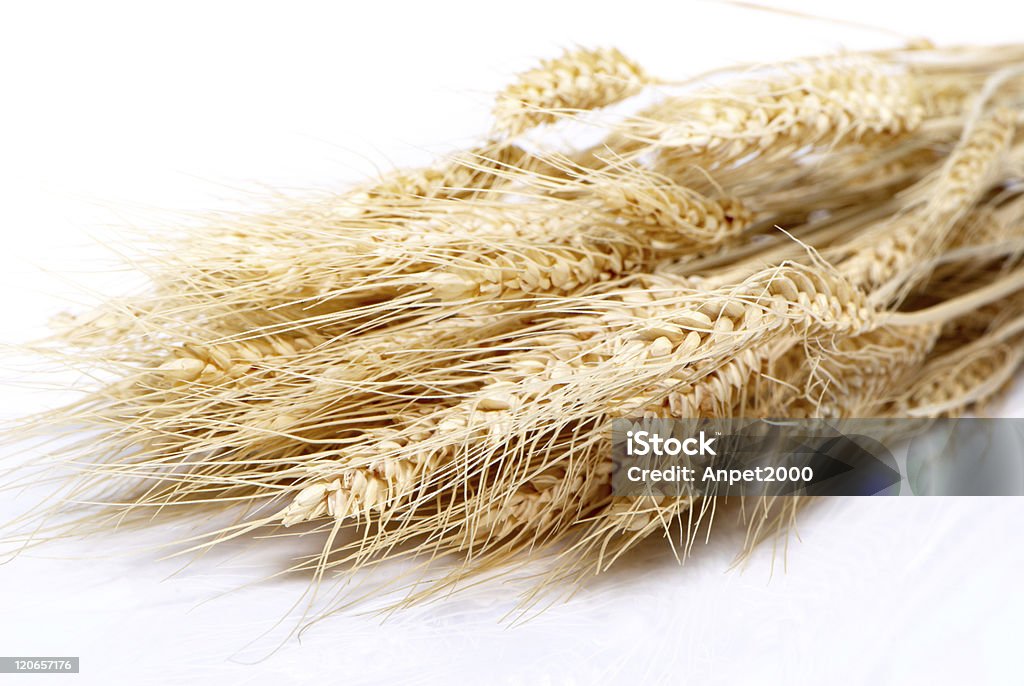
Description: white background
xmin=2 ymin=1 xmax=1023 ymax=684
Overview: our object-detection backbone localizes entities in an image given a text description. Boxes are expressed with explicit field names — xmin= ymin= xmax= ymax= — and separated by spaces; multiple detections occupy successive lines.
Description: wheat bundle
xmin=5 ymin=41 xmax=1024 ymax=614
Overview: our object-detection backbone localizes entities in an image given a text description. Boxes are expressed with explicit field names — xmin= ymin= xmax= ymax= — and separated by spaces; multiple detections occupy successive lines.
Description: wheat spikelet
xmin=493 ymin=47 xmax=649 ymax=135
xmin=619 ymin=58 xmax=924 ymax=172
xmin=789 ymin=323 xmax=943 ymax=417
xmin=837 ymin=106 xmax=1016 ymax=293
xmin=144 ymin=179 xmax=761 ymax=342
xmin=151 ymin=330 xmax=327 ymax=388
xmin=585 ymin=165 xmax=754 ymax=248
xmin=277 ymin=261 xmax=877 ymax=526
xmin=748 ymin=141 xmax=947 ymax=217
xmin=347 ymin=143 xmax=548 ymax=210
xmin=895 ymin=337 xmax=1024 ymax=417
xmin=885 ymin=290 xmax=1024 ymax=416
xmin=458 ymin=460 xmax=613 ymax=548
xmin=26 ymin=310 xmax=549 ymax=520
